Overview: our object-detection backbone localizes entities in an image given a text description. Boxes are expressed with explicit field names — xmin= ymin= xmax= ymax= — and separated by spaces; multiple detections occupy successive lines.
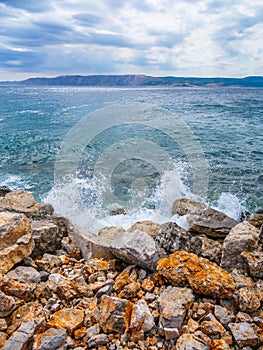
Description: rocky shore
xmin=0 ymin=187 xmax=262 ymax=350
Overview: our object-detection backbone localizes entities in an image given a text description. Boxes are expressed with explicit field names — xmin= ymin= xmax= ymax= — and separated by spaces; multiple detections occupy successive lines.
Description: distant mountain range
xmin=1 ymin=74 xmax=263 ymax=87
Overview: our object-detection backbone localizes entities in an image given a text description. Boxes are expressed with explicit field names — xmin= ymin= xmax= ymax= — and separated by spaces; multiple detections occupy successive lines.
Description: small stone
xmin=200 ymin=313 xmax=225 ymax=337
xmin=0 ymin=318 xmax=7 ymax=331
xmin=141 ymin=279 xmax=154 ymax=292
xmin=119 ymin=282 xmax=141 ymax=299
xmin=87 ymin=334 xmax=108 ymax=348
xmin=33 ymin=327 xmax=68 ymax=350
xmin=229 ymin=322 xmax=259 ymax=347
xmin=176 ymin=333 xmax=209 ymax=350
xmin=85 ymin=324 xmax=100 ymax=339
xmin=210 ymin=339 xmax=231 ymax=350
xmin=130 ymin=299 xmax=155 ymax=333
xmin=241 ymin=251 xmax=263 ymax=278
xmin=0 ymin=332 xmax=7 ymax=347
xmin=114 ymin=265 xmax=136 ymax=293
xmin=214 ymin=305 xmax=235 ymax=326
xmin=236 ymin=312 xmax=252 ymax=323
xmin=7 ymin=266 xmax=41 ymax=284
xmin=47 ymin=308 xmax=84 ymax=335
xmin=74 ymin=327 xmax=87 ymax=340
xmin=235 ymin=287 xmax=261 ymax=312
xmin=0 ymin=291 xmax=16 ymax=317
xmin=128 ymin=220 xmax=161 ymax=237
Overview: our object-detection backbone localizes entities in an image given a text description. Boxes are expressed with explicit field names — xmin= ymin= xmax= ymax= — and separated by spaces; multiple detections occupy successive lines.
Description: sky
xmin=0 ymin=0 xmax=262 ymax=80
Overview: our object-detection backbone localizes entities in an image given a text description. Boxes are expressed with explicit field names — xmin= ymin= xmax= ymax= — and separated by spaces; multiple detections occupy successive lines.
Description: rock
xmin=113 ymin=265 xmax=136 ymax=293
xmin=172 ymin=198 xmax=208 ymax=216
xmin=0 ymin=291 xmax=16 ymax=317
xmin=155 ymin=222 xmax=202 ymax=254
xmin=33 ymin=328 xmax=68 ymax=350
xmin=234 ymin=287 xmax=261 ymax=312
xmin=130 ymin=299 xmax=155 ymax=333
xmin=110 ymin=230 xmax=166 ymax=271
xmin=100 ymin=295 xmax=133 ymax=334
xmin=0 ymin=190 xmax=53 ymax=219
xmin=86 ymin=334 xmax=108 ymax=348
xmin=199 ymin=236 xmax=222 ymax=265
xmin=158 ymin=286 xmax=195 ymax=339
xmin=0 ymin=273 xmax=36 ymax=301
xmin=210 ymin=339 xmax=231 ymax=350
xmin=30 ymin=220 xmax=62 ymax=257
xmin=248 ymin=211 xmax=263 ymax=229
xmin=3 ymin=320 xmax=36 ymax=350
xmin=119 ymin=282 xmax=141 ymax=299
xmin=71 ymin=225 xmax=120 ymax=261
xmin=200 ymin=313 xmax=226 ymax=337
xmin=0 ymin=319 xmax=7 ymax=331
xmin=47 ymin=308 xmax=84 ymax=335
xmin=128 ymin=220 xmax=161 ymax=237
xmin=228 ymin=322 xmax=259 ymax=347
xmin=157 ymin=251 xmax=236 ymax=298
xmin=214 ymin=305 xmax=235 ymax=327
xmin=221 ymin=222 xmax=260 ymax=272
xmin=0 ymin=332 xmax=7 ymax=347
xmin=7 ymin=266 xmax=41 ymax=284
xmin=108 ymin=203 xmax=126 ymax=216
xmin=0 ymin=211 xmax=34 ymax=273
xmin=0 ymin=186 xmax=11 ymax=197
xmin=241 ymin=251 xmax=263 ymax=278
xmin=187 ymin=207 xmax=238 ymax=238
xmin=176 ymin=333 xmax=209 ymax=349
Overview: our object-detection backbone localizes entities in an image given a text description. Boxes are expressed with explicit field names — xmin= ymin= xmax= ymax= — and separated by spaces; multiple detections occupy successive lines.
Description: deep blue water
xmin=0 ymin=85 xmax=262 ymax=228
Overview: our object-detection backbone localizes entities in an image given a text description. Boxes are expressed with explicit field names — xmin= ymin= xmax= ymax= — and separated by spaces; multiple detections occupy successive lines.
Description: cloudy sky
xmin=0 ymin=0 xmax=262 ymax=80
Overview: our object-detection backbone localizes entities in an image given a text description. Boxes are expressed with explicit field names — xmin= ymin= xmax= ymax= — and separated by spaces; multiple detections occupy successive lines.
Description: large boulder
xmin=221 ymin=221 xmax=260 ymax=272
xmin=157 ymin=251 xmax=236 ymax=299
xmin=248 ymin=210 xmax=263 ymax=229
xmin=155 ymin=222 xmax=202 ymax=255
xmin=0 ymin=190 xmax=53 ymax=219
xmin=0 ymin=211 xmax=34 ymax=273
xmin=110 ymin=230 xmax=166 ymax=271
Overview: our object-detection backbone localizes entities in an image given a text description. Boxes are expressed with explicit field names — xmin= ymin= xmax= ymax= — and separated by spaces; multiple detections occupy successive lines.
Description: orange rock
xmin=114 ymin=265 xmax=135 ymax=293
xmin=100 ymin=295 xmax=133 ymax=334
xmin=128 ymin=220 xmax=161 ymax=237
xmin=141 ymin=279 xmax=154 ymax=292
xmin=0 ymin=332 xmax=7 ymax=347
xmin=74 ymin=327 xmax=87 ymax=339
xmin=157 ymin=251 xmax=236 ymax=298
xmin=210 ymin=339 xmax=231 ymax=350
xmin=47 ymin=308 xmax=84 ymax=335
xmin=118 ymin=282 xmax=141 ymax=299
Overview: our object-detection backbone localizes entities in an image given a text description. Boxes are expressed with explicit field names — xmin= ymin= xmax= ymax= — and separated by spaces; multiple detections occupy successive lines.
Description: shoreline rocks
xmin=0 ymin=190 xmax=263 ymax=349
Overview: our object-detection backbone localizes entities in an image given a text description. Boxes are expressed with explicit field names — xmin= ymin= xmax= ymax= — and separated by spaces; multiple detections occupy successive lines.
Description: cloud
xmin=0 ymin=0 xmax=262 ymax=79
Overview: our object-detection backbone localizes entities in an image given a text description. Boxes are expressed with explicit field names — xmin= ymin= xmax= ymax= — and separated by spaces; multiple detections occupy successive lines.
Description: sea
xmin=0 ymin=85 xmax=262 ymax=233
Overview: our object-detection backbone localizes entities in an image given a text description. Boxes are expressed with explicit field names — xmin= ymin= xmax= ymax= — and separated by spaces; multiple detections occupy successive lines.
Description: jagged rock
xmin=157 ymin=251 xmax=236 ymax=298
xmin=119 ymin=281 xmax=141 ymax=299
xmin=176 ymin=333 xmax=209 ymax=349
xmin=30 ymin=220 xmax=62 ymax=257
xmin=47 ymin=308 xmax=84 ymax=335
xmin=0 ymin=272 xmax=36 ymax=301
xmin=33 ymin=327 xmax=68 ymax=350
xmin=200 ymin=313 xmax=226 ymax=337
xmin=186 ymin=207 xmax=238 ymax=238
xmin=108 ymin=203 xmax=126 ymax=216
xmin=100 ymin=295 xmax=132 ymax=334
xmin=0 ymin=190 xmax=53 ymax=219
xmin=228 ymin=322 xmax=259 ymax=347
xmin=0 ymin=332 xmax=7 ymax=347
xmin=234 ymin=287 xmax=261 ymax=312
xmin=199 ymin=236 xmax=222 ymax=265
xmin=7 ymin=266 xmax=41 ymax=284
xmin=71 ymin=225 xmax=121 ymax=261
xmin=172 ymin=198 xmax=208 ymax=216
xmin=0 ymin=211 xmax=34 ymax=273
xmin=3 ymin=320 xmax=36 ymax=350
xmin=0 ymin=291 xmax=16 ymax=317
xmin=128 ymin=220 xmax=161 ymax=237
xmin=155 ymin=222 xmax=202 ymax=255
xmin=158 ymin=287 xmax=195 ymax=340
xmin=210 ymin=339 xmax=231 ymax=350
xmin=0 ymin=186 xmax=11 ymax=197
xmin=248 ymin=211 xmax=263 ymax=229
xmin=110 ymin=230 xmax=166 ymax=271
xmin=130 ymin=299 xmax=155 ymax=333
xmin=241 ymin=251 xmax=263 ymax=278
xmin=221 ymin=222 xmax=260 ymax=272
xmin=86 ymin=334 xmax=108 ymax=348
xmin=0 ymin=319 xmax=7 ymax=331
xmin=214 ymin=305 xmax=235 ymax=326
xmin=113 ymin=265 xmax=136 ymax=293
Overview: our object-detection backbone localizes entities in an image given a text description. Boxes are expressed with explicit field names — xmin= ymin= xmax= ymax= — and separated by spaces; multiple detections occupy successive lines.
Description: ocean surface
xmin=0 ymin=86 xmax=262 ymax=232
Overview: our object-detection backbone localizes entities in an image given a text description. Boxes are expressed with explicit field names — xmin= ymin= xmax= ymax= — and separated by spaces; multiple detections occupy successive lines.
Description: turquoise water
xmin=0 ymin=85 xmax=262 ymax=229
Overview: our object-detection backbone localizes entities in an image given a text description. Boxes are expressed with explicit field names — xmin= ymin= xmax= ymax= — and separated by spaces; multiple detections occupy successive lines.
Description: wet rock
xmin=176 ymin=333 xmax=209 ymax=350
xmin=157 ymin=251 xmax=236 ymax=298
xmin=172 ymin=198 xmax=208 ymax=216
xmin=128 ymin=220 xmax=161 ymax=237
xmin=186 ymin=207 xmax=238 ymax=238
xmin=71 ymin=225 xmax=119 ymax=261
xmin=47 ymin=308 xmax=84 ymax=335
xmin=108 ymin=203 xmax=126 ymax=216
xmin=3 ymin=320 xmax=36 ymax=350
xmin=87 ymin=334 xmax=108 ymax=348
xmin=228 ymin=322 xmax=259 ymax=347
xmin=0 ymin=190 xmax=53 ymax=219
xmin=7 ymin=266 xmax=41 ymax=284
xmin=33 ymin=327 xmax=68 ymax=350
xmin=0 ymin=291 xmax=16 ymax=317
xmin=248 ymin=211 xmax=263 ymax=229
xmin=30 ymin=220 xmax=62 ymax=257
xmin=155 ymin=222 xmax=202 ymax=255
xmin=100 ymin=295 xmax=133 ymax=334
xmin=130 ymin=299 xmax=155 ymax=333
xmin=221 ymin=222 xmax=260 ymax=272
xmin=0 ymin=186 xmax=11 ymax=197
xmin=0 ymin=211 xmax=34 ymax=273
xmin=110 ymin=230 xmax=166 ymax=271
xmin=158 ymin=286 xmax=195 ymax=339
xmin=241 ymin=251 xmax=263 ymax=278
xmin=199 ymin=236 xmax=222 ymax=265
